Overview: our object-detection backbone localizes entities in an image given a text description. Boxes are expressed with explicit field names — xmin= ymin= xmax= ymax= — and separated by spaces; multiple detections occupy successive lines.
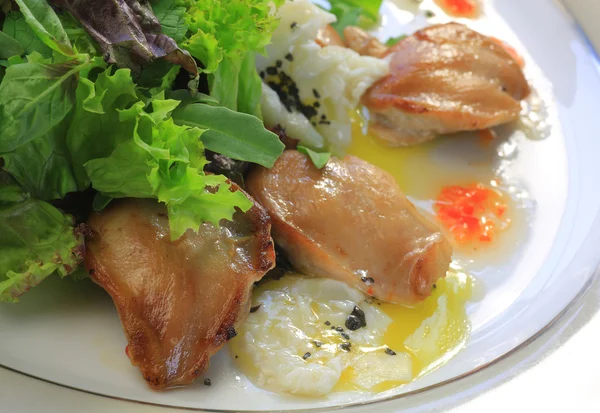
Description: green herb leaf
xmin=0 ymin=31 xmax=25 ymax=59
xmin=297 ymin=145 xmax=331 ymax=169
xmin=151 ymin=0 xmax=188 ymax=43
xmin=0 ymin=182 xmax=83 ymax=303
xmin=2 ymin=11 xmax=53 ymax=57
xmin=0 ymin=58 xmax=90 ymax=153
xmin=14 ymin=0 xmax=74 ymax=56
xmin=326 ymin=0 xmax=384 ymax=35
xmin=172 ymin=102 xmax=285 ymax=168
xmin=2 ymin=118 xmax=79 ymax=200
xmin=385 ymin=34 xmax=407 ymax=46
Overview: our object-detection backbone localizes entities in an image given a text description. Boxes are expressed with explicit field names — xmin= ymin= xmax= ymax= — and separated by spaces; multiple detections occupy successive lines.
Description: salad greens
xmin=325 ymin=0 xmax=384 ymax=36
xmin=0 ymin=0 xmax=385 ymax=302
xmin=0 ymin=0 xmax=285 ymax=302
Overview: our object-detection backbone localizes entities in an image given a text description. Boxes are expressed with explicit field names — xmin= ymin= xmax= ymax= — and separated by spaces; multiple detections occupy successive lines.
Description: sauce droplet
xmin=435 ymin=0 xmax=480 ymax=18
xmin=435 ymin=183 xmax=508 ymax=244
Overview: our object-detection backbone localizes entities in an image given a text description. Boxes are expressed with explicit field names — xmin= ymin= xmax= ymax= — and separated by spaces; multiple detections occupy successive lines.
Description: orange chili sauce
xmin=435 ymin=0 xmax=480 ymax=18
xmin=435 ymin=183 xmax=508 ymax=245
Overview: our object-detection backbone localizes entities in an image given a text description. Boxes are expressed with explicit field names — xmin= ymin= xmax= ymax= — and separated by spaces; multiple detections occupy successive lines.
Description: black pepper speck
xmin=285 ymin=53 xmax=294 ymax=61
xmin=385 ymin=348 xmax=396 ymax=356
xmin=226 ymin=327 xmax=237 ymax=340
xmin=313 ymin=89 xmax=320 ymax=98
xmin=346 ymin=306 xmax=367 ymax=331
xmin=266 ymin=66 xmax=278 ymax=76
xmin=324 ymin=321 xmax=331 ymax=326
xmin=339 ymin=342 xmax=351 ymax=352
xmin=204 ymin=378 xmax=212 ymax=386
xmin=313 ymin=340 xmax=323 ymax=348
xmin=290 ymin=22 xmax=297 ymax=29
xmin=341 ymin=332 xmax=350 ymax=340
xmin=335 ymin=326 xmax=344 ymax=332
xmin=303 ymin=352 xmax=311 ymax=360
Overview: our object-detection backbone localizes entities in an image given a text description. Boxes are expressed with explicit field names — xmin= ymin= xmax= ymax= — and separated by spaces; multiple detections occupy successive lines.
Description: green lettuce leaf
xmin=181 ymin=0 xmax=283 ymax=113
xmin=0 ymin=181 xmax=83 ymax=303
xmin=82 ymin=89 xmax=252 ymax=240
xmin=14 ymin=0 xmax=74 ymax=56
xmin=2 ymin=11 xmax=53 ymax=57
xmin=66 ymin=64 xmax=139 ymax=187
xmin=172 ymin=101 xmax=284 ymax=168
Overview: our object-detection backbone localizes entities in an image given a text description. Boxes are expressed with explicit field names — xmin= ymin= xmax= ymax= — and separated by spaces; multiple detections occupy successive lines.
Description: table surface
xmin=1 ymin=1 xmax=599 ymax=412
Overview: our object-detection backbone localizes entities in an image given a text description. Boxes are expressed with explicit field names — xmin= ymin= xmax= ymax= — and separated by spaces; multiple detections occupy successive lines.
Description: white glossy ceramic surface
xmin=1 ymin=0 xmax=599 ymax=411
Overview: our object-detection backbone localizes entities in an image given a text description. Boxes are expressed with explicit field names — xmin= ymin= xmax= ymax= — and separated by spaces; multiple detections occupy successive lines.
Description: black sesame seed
xmin=266 ymin=67 xmax=278 ymax=75
xmin=275 ymin=60 xmax=283 ymax=68
xmin=330 ymin=326 xmax=336 ymax=330
xmin=250 ymin=304 xmax=262 ymax=313
xmin=385 ymin=348 xmax=397 ymax=356
xmin=339 ymin=342 xmax=351 ymax=352
xmin=313 ymin=89 xmax=320 ymax=98
xmin=319 ymin=120 xmax=331 ymax=125
xmin=324 ymin=321 xmax=331 ymax=326
xmin=341 ymin=332 xmax=350 ymax=340
xmin=313 ymin=340 xmax=323 ymax=348
xmin=259 ymin=71 xmax=265 ymax=79
xmin=432 ymin=284 xmax=437 ymax=289
xmin=204 ymin=378 xmax=212 ymax=386
xmin=314 ymin=101 xmax=320 ymax=108
xmin=335 ymin=326 xmax=344 ymax=332
xmin=291 ymin=22 xmax=298 ymax=29
xmin=425 ymin=10 xmax=435 ymax=18
xmin=303 ymin=352 xmax=311 ymax=360
xmin=285 ymin=53 xmax=294 ymax=61
xmin=235 ymin=355 xmax=239 ymax=359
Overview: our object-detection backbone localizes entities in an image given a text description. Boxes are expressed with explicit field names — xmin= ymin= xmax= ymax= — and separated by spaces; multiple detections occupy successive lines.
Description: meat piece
xmin=84 ymin=195 xmax=275 ymax=390
xmin=246 ymin=150 xmax=452 ymax=304
xmin=316 ymin=25 xmax=345 ymax=47
xmin=345 ymin=24 xmax=530 ymax=146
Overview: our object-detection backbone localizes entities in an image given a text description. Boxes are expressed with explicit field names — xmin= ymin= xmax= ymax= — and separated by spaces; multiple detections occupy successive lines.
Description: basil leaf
xmin=14 ymin=0 xmax=74 ymax=56
xmin=2 ymin=11 xmax=52 ymax=57
xmin=0 ymin=59 xmax=86 ymax=152
xmin=297 ymin=145 xmax=331 ymax=169
xmin=152 ymin=0 xmax=188 ymax=43
xmin=0 ymin=31 xmax=25 ymax=59
xmin=172 ymin=103 xmax=285 ymax=168
xmin=2 ymin=118 xmax=79 ymax=200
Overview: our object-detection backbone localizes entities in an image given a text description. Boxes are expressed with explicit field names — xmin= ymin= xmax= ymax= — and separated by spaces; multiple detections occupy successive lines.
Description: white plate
xmin=2 ymin=0 xmax=600 ymax=411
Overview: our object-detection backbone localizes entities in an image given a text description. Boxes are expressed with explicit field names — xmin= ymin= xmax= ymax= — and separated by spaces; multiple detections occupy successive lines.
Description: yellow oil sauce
xmin=347 ymin=110 xmax=529 ymax=265
xmin=231 ymin=266 xmax=476 ymax=396
xmin=332 ymin=264 xmax=475 ymax=393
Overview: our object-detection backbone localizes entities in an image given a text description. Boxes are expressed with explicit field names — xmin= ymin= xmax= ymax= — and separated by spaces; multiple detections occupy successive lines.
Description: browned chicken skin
xmin=246 ymin=150 xmax=452 ymax=305
xmin=85 ymin=195 xmax=275 ymax=390
xmin=345 ymin=24 xmax=531 ymax=146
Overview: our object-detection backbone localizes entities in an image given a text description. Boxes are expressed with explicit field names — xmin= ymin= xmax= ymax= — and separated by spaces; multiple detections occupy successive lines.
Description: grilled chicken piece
xmin=85 ymin=196 xmax=275 ymax=390
xmin=246 ymin=150 xmax=452 ymax=305
xmin=344 ymin=24 xmax=530 ymax=146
